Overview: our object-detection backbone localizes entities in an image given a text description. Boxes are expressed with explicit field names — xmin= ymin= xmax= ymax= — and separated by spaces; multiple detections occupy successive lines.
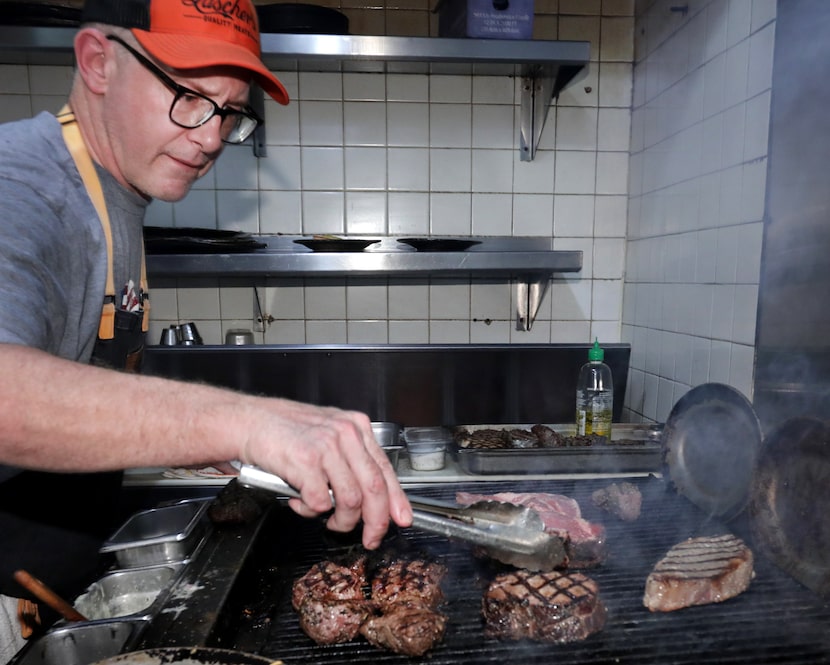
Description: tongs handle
xmin=238 ymin=464 xmax=470 ymax=520
xmin=238 ymin=465 xmax=548 ymax=556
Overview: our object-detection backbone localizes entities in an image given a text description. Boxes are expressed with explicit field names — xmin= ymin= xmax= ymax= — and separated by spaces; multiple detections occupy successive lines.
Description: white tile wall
xmin=2 ymin=7 xmax=632 ymax=351
xmin=622 ymin=0 xmax=776 ymax=423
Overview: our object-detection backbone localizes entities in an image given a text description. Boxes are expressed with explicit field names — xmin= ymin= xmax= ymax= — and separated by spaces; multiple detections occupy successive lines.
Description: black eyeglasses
xmin=106 ymin=35 xmax=262 ymax=145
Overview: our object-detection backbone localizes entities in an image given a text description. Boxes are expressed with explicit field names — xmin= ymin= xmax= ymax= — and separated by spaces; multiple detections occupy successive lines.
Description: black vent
xmin=208 ymin=477 xmax=830 ymax=664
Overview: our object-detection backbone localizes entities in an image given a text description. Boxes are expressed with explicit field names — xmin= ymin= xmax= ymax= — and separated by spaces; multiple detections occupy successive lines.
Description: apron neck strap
xmin=57 ymin=105 xmax=149 ymax=337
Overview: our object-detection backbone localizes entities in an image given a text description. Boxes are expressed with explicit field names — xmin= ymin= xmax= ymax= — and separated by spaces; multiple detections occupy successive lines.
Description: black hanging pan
xmin=748 ymin=416 xmax=830 ymax=597
xmin=661 ymin=383 xmax=762 ymax=522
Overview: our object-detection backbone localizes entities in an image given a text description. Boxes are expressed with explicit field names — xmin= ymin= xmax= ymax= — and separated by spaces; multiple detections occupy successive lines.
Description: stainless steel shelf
xmin=146 ymin=249 xmax=582 ymax=279
xmin=0 ymin=28 xmax=589 ymax=160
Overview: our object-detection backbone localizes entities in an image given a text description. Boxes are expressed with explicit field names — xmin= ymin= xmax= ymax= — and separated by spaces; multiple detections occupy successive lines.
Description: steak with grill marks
xmin=292 ymin=558 xmax=371 ymax=644
xmin=360 ymin=606 xmax=448 ymax=657
xmin=482 ymin=569 xmax=607 ymax=643
xmin=368 ymin=558 xmax=447 ymax=611
xmin=360 ymin=558 xmax=448 ymax=656
xmin=643 ymin=534 xmax=754 ymax=612
xmin=456 ymin=491 xmax=607 ymax=567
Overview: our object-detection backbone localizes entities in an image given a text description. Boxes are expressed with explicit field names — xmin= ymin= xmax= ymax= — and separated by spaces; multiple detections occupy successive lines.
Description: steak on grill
xmin=457 ymin=491 xmax=607 ymax=567
xmin=643 ymin=534 xmax=754 ymax=612
xmin=369 ymin=558 xmax=447 ymax=611
xmin=482 ymin=569 xmax=607 ymax=643
xmin=361 ymin=557 xmax=448 ymax=656
xmin=292 ymin=558 xmax=371 ymax=644
xmin=360 ymin=605 xmax=448 ymax=657
xmin=591 ymin=481 xmax=642 ymax=521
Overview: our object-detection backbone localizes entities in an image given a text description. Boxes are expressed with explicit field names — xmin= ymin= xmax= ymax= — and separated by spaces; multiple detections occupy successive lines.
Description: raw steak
xmin=643 ymin=534 xmax=754 ymax=612
xmin=456 ymin=491 xmax=607 ymax=567
xmin=482 ymin=569 xmax=607 ymax=643
xmin=591 ymin=481 xmax=642 ymax=521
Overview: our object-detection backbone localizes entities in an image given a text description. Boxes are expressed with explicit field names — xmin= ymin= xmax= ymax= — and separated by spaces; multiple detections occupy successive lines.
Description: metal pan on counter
xmin=450 ymin=423 xmax=662 ymax=474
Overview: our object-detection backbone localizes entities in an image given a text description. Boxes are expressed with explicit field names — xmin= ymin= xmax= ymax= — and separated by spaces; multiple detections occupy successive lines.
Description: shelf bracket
xmin=519 ymin=62 xmax=588 ymax=162
xmin=519 ymin=66 xmax=554 ymax=162
xmin=250 ymin=86 xmax=267 ymax=158
xmin=515 ymin=275 xmax=549 ymax=331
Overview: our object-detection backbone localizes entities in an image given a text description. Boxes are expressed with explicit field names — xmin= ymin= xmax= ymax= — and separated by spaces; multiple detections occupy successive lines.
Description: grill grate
xmin=209 ymin=477 xmax=830 ymax=664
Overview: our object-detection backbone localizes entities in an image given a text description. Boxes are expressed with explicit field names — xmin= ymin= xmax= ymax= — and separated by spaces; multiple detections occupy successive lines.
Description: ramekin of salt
xmin=404 ymin=426 xmax=451 ymax=471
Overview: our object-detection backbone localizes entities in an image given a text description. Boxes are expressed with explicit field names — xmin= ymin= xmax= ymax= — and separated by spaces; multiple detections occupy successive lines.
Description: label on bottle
xmin=576 ymin=389 xmax=612 ymax=437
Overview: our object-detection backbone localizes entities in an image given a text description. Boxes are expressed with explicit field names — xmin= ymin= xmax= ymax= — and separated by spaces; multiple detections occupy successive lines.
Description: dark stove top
xmin=150 ymin=477 xmax=830 ymax=664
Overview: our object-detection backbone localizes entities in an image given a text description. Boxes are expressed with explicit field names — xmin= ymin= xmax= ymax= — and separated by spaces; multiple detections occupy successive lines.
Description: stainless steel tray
xmin=451 ymin=423 xmax=662 ymax=475
xmin=100 ymin=499 xmax=210 ymax=568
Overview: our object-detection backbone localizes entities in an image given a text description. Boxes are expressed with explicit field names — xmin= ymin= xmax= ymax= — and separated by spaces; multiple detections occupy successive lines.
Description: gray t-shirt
xmin=0 ymin=111 xmax=147 ymax=482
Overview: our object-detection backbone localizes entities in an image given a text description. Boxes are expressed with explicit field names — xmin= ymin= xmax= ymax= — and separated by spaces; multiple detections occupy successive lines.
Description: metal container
xmin=73 ymin=563 xmax=184 ymax=621
xmin=451 ymin=423 xmax=662 ymax=475
xmin=371 ymin=422 xmax=403 ymax=470
xmin=225 ymin=329 xmax=255 ymax=345
xmin=8 ymin=619 xmax=145 ymax=665
xmin=100 ymin=499 xmax=209 ymax=568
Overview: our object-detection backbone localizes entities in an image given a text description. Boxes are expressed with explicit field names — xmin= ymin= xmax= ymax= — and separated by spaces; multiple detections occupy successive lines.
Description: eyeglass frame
xmin=105 ymin=34 xmax=263 ymax=145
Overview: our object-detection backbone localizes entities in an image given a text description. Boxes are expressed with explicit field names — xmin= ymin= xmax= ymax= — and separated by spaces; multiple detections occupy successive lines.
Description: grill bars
xmin=208 ymin=477 xmax=830 ymax=664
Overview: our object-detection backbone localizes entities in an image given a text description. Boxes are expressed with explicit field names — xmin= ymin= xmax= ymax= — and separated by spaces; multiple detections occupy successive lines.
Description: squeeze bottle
xmin=575 ymin=339 xmax=613 ymax=437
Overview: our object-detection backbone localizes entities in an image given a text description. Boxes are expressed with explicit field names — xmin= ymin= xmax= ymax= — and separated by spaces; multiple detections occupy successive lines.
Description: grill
xmin=144 ymin=476 xmax=830 ymax=664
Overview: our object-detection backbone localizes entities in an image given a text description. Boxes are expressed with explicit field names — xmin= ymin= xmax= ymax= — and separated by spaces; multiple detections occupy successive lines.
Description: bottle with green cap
xmin=575 ymin=338 xmax=613 ymax=437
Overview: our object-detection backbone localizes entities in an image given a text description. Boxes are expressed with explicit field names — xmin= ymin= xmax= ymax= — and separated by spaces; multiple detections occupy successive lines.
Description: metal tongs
xmin=238 ymin=464 xmax=566 ymax=571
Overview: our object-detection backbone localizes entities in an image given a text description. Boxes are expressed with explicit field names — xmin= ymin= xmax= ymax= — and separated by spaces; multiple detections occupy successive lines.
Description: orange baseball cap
xmin=82 ymin=0 xmax=289 ymax=105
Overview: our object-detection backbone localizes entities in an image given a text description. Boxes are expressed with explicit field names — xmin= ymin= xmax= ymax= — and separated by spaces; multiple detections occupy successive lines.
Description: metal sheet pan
xmin=451 ymin=423 xmax=661 ymax=475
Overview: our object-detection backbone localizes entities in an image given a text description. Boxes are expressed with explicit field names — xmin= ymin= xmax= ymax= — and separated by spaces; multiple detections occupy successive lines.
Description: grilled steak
xmin=592 ymin=481 xmax=642 ymax=521
xmin=207 ymin=478 xmax=272 ymax=525
xmin=455 ymin=428 xmax=510 ymax=449
xmin=297 ymin=596 xmax=372 ymax=645
xmin=531 ymin=423 xmax=565 ymax=447
xmin=369 ymin=558 xmax=447 ymax=611
xmin=482 ymin=569 xmax=607 ymax=643
xmin=293 ymin=556 xmax=447 ymax=654
xmin=362 ymin=558 xmax=448 ymax=655
xmin=360 ymin=606 xmax=448 ymax=657
xmin=509 ymin=428 xmax=539 ymax=448
xmin=643 ymin=534 xmax=754 ymax=612
xmin=457 ymin=491 xmax=607 ymax=567
xmin=292 ymin=558 xmax=371 ymax=644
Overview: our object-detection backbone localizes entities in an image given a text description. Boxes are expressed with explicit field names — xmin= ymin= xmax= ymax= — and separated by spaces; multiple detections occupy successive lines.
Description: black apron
xmin=0 ymin=109 xmax=149 ymax=603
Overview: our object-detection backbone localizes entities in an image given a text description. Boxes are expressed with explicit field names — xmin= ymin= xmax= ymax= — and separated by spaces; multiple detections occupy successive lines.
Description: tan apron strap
xmin=58 ymin=105 xmax=148 ymax=338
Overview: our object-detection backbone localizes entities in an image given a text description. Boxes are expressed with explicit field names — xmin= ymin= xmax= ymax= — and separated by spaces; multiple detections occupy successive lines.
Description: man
xmin=0 ymin=0 xmax=411 ymax=659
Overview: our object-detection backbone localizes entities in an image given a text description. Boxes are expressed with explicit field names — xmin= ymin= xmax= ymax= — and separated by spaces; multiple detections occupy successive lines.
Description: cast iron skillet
xmin=662 ymin=382 xmax=762 ymax=522
xmin=92 ymin=647 xmax=278 ymax=664
xmin=749 ymin=416 xmax=830 ymax=597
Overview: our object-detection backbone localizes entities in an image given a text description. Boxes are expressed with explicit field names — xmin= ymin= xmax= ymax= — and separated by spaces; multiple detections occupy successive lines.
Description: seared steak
xmin=360 ymin=606 xmax=448 ymax=657
xmin=643 ymin=534 xmax=754 ymax=612
xmin=363 ymin=557 xmax=448 ymax=655
xmin=457 ymin=491 xmax=607 ymax=567
xmin=482 ymin=569 xmax=607 ymax=643
xmin=207 ymin=478 xmax=272 ymax=525
xmin=591 ymin=481 xmax=642 ymax=521
xmin=292 ymin=558 xmax=371 ymax=644
xmin=292 ymin=556 xmax=447 ymax=655
xmin=369 ymin=558 xmax=447 ymax=611
xmin=297 ymin=596 xmax=372 ymax=645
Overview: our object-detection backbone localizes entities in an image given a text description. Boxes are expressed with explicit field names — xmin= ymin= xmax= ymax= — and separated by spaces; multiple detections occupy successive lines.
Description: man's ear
xmin=73 ymin=28 xmax=113 ymax=95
